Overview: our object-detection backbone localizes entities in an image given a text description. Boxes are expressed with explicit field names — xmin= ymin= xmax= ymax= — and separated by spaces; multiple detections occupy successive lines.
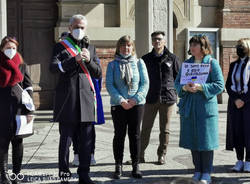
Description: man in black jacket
xmin=140 ymin=31 xmax=180 ymax=165
xmin=50 ymin=14 xmax=102 ymax=184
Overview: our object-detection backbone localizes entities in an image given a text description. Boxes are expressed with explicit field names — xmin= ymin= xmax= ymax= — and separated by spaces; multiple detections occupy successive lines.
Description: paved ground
xmin=7 ymin=92 xmax=250 ymax=184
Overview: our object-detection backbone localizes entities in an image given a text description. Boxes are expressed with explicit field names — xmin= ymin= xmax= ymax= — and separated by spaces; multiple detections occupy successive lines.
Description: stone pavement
xmin=8 ymin=92 xmax=250 ymax=184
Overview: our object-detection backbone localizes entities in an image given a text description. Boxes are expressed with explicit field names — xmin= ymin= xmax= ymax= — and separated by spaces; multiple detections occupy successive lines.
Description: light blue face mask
xmin=120 ymin=53 xmax=131 ymax=58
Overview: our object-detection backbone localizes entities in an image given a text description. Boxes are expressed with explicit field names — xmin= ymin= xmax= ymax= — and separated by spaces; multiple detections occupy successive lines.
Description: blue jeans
xmin=191 ymin=150 xmax=213 ymax=173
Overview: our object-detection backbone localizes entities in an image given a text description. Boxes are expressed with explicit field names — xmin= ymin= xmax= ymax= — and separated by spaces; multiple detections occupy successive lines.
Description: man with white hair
xmin=50 ymin=14 xmax=101 ymax=184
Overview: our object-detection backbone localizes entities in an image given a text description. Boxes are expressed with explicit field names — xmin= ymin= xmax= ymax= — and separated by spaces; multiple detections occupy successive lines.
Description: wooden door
xmin=7 ymin=0 xmax=58 ymax=109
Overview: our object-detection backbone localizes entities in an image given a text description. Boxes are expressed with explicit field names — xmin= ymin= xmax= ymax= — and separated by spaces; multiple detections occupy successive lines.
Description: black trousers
xmin=58 ymin=121 xmax=93 ymax=178
xmin=111 ymin=105 xmax=144 ymax=164
xmin=72 ymin=124 xmax=96 ymax=155
xmin=231 ymin=103 xmax=250 ymax=161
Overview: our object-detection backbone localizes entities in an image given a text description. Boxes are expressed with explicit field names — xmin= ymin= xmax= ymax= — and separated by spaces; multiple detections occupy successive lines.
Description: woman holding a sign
xmin=175 ymin=35 xmax=224 ymax=184
xmin=226 ymin=38 xmax=250 ymax=172
xmin=0 ymin=36 xmax=34 ymax=184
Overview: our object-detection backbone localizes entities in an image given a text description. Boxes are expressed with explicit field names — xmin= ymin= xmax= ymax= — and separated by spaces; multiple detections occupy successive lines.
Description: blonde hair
xmin=237 ymin=38 xmax=250 ymax=57
xmin=115 ymin=35 xmax=136 ymax=56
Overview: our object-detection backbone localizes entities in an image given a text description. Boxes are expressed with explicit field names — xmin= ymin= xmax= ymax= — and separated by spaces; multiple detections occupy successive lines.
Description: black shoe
xmin=132 ymin=164 xmax=142 ymax=179
xmin=157 ymin=155 xmax=166 ymax=165
xmin=113 ymin=164 xmax=122 ymax=179
xmin=79 ymin=178 xmax=95 ymax=184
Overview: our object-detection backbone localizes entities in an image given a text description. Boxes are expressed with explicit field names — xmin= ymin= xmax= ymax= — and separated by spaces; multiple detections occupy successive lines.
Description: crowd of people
xmin=0 ymin=13 xmax=249 ymax=184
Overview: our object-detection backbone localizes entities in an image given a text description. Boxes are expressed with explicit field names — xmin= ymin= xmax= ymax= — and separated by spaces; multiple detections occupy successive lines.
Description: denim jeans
xmin=191 ymin=150 xmax=213 ymax=173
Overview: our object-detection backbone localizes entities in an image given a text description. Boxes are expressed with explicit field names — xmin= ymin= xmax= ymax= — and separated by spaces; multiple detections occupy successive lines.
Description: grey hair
xmin=69 ymin=14 xmax=88 ymax=26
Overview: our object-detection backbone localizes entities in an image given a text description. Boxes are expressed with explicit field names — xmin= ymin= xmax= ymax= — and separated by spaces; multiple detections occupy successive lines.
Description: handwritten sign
xmin=180 ymin=63 xmax=210 ymax=84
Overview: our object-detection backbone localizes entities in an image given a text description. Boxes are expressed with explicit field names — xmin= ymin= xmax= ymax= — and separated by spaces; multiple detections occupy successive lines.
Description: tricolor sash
xmin=60 ymin=37 xmax=97 ymax=122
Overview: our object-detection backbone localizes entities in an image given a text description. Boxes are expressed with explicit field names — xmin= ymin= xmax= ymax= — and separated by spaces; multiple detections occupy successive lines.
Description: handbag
xmin=16 ymin=115 xmax=34 ymax=138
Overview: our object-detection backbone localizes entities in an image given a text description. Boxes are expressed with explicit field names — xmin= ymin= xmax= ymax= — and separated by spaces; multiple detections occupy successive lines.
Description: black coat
xmin=50 ymin=35 xmax=102 ymax=123
xmin=142 ymin=47 xmax=181 ymax=104
xmin=0 ymin=64 xmax=33 ymax=139
xmin=226 ymin=58 xmax=250 ymax=150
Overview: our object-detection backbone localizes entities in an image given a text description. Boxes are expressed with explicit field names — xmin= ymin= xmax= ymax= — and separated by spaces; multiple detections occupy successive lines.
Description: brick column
xmin=96 ymin=47 xmax=116 ymax=90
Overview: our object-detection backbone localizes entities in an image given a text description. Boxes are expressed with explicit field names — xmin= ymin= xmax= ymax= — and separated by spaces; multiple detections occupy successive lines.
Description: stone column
xmin=0 ymin=0 xmax=7 ymax=40
xmin=135 ymin=0 xmax=173 ymax=57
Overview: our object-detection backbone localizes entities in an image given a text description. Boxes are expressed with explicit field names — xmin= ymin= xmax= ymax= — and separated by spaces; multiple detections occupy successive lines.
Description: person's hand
xmin=26 ymin=115 xmax=34 ymax=123
xmin=75 ymin=53 xmax=82 ymax=62
xmin=184 ymin=83 xmax=198 ymax=93
xmin=128 ymin=99 xmax=136 ymax=108
xmin=193 ymin=83 xmax=203 ymax=91
xmin=235 ymin=99 xmax=244 ymax=109
xmin=121 ymin=101 xmax=132 ymax=110
xmin=81 ymin=48 xmax=90 ymax=63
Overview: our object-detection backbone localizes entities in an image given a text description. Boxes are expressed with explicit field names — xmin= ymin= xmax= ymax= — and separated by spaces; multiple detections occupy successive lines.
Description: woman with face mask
xmin=226 ymin=38 xmax=250 ymax=173
xmin=106 ymin=35 xmax=149 ymax=179
xmin=0 ymin=36 xmax=33 ymax=184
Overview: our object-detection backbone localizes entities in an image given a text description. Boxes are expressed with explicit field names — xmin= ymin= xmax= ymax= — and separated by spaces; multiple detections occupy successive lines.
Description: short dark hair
xmin=151 ymin=31 xmax=165 ymax=38
xmin=188 ymin=35 xmax=213 ymax=56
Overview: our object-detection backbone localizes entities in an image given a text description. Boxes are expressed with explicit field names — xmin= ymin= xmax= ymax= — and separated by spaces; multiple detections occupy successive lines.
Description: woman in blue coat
xmin=106 ymin=35 xmax=149 ymax=179
xmin=175 ymin=35 xmax=224 ymax=184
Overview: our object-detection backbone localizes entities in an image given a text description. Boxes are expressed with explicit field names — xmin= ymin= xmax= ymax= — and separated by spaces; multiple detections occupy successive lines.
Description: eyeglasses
xmin=152 ymin=37 xmax=163 ymax=42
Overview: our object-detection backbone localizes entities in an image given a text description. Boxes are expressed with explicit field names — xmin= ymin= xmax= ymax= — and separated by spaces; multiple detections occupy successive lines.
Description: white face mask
xmin=4 ymin=48 xmax=17 ymax=59
xmin=72 ymin=28 xmax=85 ymax=40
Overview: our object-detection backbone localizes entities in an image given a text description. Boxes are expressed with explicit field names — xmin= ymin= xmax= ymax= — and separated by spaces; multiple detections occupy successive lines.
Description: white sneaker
xmin=90 ymin=154 xmax=96 ymax=166
xmin=200 ymin=173 xmax=211 ymax=184
xmin=244 ymin=161 xmax=250 ymax=172
xmin=200 ymin=180 xmax=211 ymax=184
xmin=72 ymin=154 xmax=79 ymax=166
xmin=231 ymin=160 xmax=244 ymax=172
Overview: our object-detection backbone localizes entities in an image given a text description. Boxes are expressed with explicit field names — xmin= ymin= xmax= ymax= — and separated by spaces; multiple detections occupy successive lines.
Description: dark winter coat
xmin=226 ymin=58 xmax=250 ymax=150
xmin=0 ymin=63 xmax=33 ymax=139
xmin=142 ymin=47 xmax=181 ymax=104
xmin=50 ymin=34 xmax=102 ymax=123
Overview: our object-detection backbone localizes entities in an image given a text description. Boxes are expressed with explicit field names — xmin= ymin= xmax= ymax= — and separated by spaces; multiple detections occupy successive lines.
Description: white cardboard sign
xmin=180 ymin=63 xmax=210 ymax=85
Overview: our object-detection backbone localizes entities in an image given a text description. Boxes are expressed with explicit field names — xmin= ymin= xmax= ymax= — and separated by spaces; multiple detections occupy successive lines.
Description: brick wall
xmin=96 ymin=47 xmax=116 ymax=90
xmin=217 ymin=0 xmax=250 ymax=28
xmin=217 ymin=0 xmax=250 ymax=80
xmin=220 ymin=47 xmax=238 ymax=82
